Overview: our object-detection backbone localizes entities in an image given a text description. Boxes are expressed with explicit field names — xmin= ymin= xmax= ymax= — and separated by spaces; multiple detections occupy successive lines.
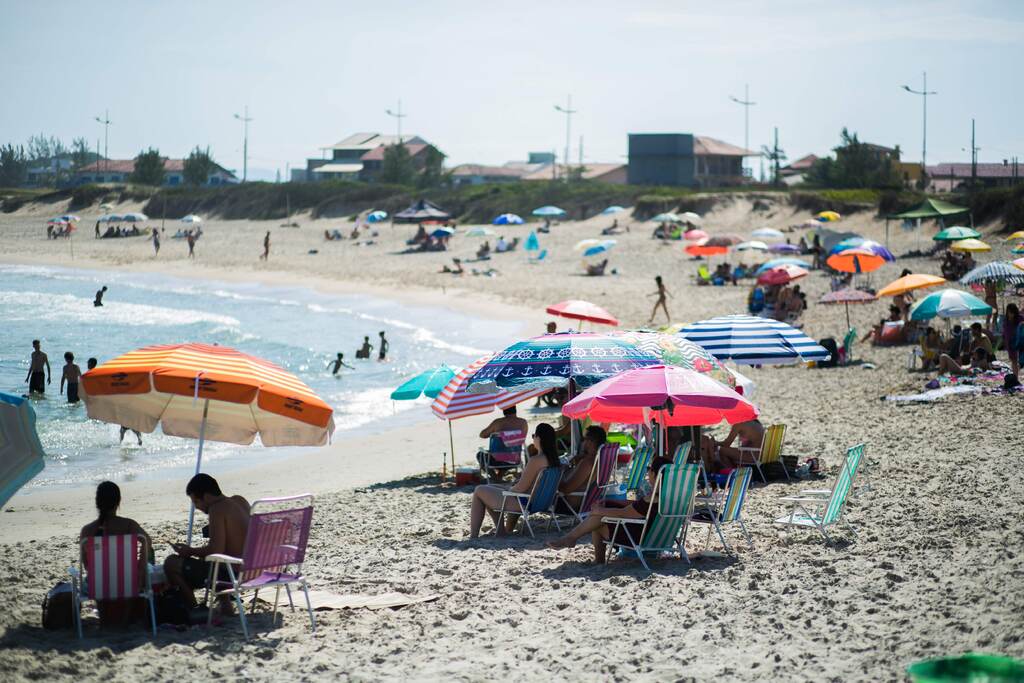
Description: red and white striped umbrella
xmin=431 ymin=354 xmax=548 ymax=420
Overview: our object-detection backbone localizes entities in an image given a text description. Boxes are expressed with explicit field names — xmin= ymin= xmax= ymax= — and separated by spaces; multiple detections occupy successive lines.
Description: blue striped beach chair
xmin=602 ymin=463 xmax=700 ymax=571
xmin=498 ymin=466 xmax=563 ymax=538
xmin=774 ymin=444 xmax=864 ymax=542
xmin=686 ymin=467 xmax=754 ymax=554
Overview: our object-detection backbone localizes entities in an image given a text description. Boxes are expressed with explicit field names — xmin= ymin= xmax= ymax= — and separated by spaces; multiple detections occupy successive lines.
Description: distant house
xmin=926 ymin=161 xmax=1024 ymax=192
xmin=521 ymin=163 xmax=628 ymax=184
xmin=779 ymin=154 xmax=819 ymax=186
xmin=449 ymin=164 xmax=529 ymax=187
xmin=836 ymin=141 xmax=899 ymax=165
xmin=26 ymin=158 xmax=74 ymax=186
xmin=303 ymin=132 xmax=443 ymax=182
xmin=627 ymin=134 xmax=758 ymax=187
xmin=74 ymin=159 xmax=238 ymax=186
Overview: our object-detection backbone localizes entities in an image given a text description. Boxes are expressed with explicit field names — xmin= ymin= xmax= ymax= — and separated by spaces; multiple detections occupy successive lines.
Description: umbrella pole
xmin=186 ymin=398 xmax=210 ymax=546
xmin=447 ymin=420 xmax=456 ymax=481
xmin=845 ymin=301 xmax=851 ymax=330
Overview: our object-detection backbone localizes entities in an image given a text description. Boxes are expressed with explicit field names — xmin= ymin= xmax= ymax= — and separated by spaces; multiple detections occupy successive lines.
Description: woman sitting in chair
xmin=469 ymin=423 xmax=561 ymax=538
xmin=79 ymin=481 xmax=153 ymax=583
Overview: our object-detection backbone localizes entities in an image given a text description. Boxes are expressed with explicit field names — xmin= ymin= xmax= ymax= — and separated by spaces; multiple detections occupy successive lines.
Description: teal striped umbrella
xmin=391 ymin=365 xmax=457 ymax=401
xmin=910 ymin=289 xmax=992 ymax=321
xmin=933 ymin=226 xmax=981 ymax=242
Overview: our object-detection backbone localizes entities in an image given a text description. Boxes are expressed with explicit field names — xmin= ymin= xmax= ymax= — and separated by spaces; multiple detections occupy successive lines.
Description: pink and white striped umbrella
xmin=431 ymin=354 xmax=548 ymax=420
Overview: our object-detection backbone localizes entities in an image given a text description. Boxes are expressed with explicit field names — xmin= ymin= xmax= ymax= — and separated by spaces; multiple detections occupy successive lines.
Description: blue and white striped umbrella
xmin=366 ymin=210 xmax=388 ymax=223
xmin=493 ymin=213 xmax=524 ymax=225
xmin=910 ymin=289 xmax=992 ymax=321
xmin=960 ymin=261 xmax=1024 ymax=287
xmin=677 ymin=314 xmax=831 ymax=365
xmin=532 ymin=205 xmax=566 ymax=217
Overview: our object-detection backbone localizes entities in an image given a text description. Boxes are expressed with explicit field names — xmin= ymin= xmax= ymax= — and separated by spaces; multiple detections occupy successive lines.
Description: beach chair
xmin=497 ymin=466 xmax=563 ymax=537
xmin=529 ymin=249 xmax=548 ymax=264
xmin=774 ymin=447 xmax=862 ymax=542
xmin=696 ymin=265 xmax=713 ymax=284
xmin=799 ymin=443 xmax=869 ymax=498
xmin=69 ymin=534 xmax=156 ymax=639
xmin=736 ymin=424 xmax=789 ymax=482
xmin=602 ymin=463 xmax=701 ymax=571
xmin=558 ymin=443 xmax=618 ymax=523
xmin=839 ymin=328 xmax=857 ymax=365
xmin=478 ymin=429 xmax=527 ymax=482
xmin=205 ymin=494 xmax=316 ymax=640
xmin=686 ymin=467 xmax=754 ymax=555
xmin=624 ymin=444 xmax=654 ymax=493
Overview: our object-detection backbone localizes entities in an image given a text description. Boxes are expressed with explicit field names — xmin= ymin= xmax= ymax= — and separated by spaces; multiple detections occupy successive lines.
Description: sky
xmin=4 ymin=0 xmax=1022 ymax=181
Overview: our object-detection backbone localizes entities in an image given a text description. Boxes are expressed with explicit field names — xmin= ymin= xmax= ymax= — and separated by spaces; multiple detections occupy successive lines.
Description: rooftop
xmin=360 ymin=142 xmax=430 ymax=161
xmin=322 ymin=132 xmax=426 ymax=151
xmin=450 ymin=164 xmax=528 ymax=178
xmin=76 ymin=158 xmax=235 ymax=177
xmin=520 ymin=162 xmax=625 ymax=181
xmin=693 ymin=136 xmax=758 ymax=157
xmin=927 ymin=162 xmax=1022 ymax=179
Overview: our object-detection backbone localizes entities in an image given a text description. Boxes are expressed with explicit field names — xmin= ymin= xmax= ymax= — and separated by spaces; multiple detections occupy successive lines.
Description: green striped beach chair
xmin=602 ymin=463 xmax=700 ymax=571
xmin=624 ymin=444 xmax=653 ymax=493
xmin=774 ymin=444 xmax=864 ymax=542
xmin=799 ymin=444 xmax=868 ymax=498
xmin=736 ymin=423 xmax=789 ymax=482
xmin=686 ymin=467 xmax=754 ymax=554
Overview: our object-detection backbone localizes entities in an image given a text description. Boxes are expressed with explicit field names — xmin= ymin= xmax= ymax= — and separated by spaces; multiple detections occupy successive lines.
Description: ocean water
xmin=0 ymin=264 xmax=522 ymax=490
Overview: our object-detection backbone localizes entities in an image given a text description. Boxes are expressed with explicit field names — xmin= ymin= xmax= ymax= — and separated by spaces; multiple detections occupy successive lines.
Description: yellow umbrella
xmin=1005 ymin=231 xmax=1024 ymax=241
xmin=950 ymin=238 xmax=991 ymax=252
xmin=877 ymin=273 xmax=946 ymax=297
xmin=816 ymin=210 xmax=841 ymax=222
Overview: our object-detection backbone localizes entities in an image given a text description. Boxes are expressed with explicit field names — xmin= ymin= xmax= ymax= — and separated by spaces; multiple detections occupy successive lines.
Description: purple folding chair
xmin=204 ymin=494 xmax=316 ymax=639
xmin=558 ymin=443 xmax=619 ymax=523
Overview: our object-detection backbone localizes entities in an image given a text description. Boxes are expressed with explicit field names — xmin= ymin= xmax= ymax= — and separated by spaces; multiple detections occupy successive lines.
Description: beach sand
xmin=0 ymin=195 xmax=1022 ymax=681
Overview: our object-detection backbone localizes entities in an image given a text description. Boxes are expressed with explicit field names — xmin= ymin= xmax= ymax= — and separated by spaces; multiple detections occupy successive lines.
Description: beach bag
xmin=42 ymin=582 xmax=75 ymax=630
xmin=817 ymin=338 xmax=839 ymax=368
xmin=154 ymin=588 xmax=191 ymax=626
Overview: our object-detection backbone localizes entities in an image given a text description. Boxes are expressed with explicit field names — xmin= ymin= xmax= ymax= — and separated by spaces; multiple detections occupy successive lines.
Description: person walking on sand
xmin=260 ymin=231 xmax=271 ymax=260
xmin=152 ymin=228 xmax=161 ymax=256
xmin=186 ymin=232 xmax=196 ymax=259
xmin=328 ymin=352 xmax=354 ymax=376
xmin=60 ymin=352 xmax=82 ymax=404
xmin=648 ymin=275 xmax=672 ymax=324
xmin=25 ymin=340 xmax=51 ymax=395
xmin=94 ymin=285 xmax=107 ymax=307
xmin=377 ymin=331 xmax=389 ymax=361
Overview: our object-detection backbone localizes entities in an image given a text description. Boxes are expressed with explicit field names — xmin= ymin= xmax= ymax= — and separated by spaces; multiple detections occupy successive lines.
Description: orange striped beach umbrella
xmin=82 ymin=343 xmax=335 ymax=541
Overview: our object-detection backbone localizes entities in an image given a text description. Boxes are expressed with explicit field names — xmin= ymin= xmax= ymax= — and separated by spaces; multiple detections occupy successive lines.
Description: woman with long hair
xmin=1004 ymin=303 xmax=1023 ymax=377
xmin=79 ymin=481 xmax=152 ymax=564
xmin=469 ymin=422 xmax=561 ymax=538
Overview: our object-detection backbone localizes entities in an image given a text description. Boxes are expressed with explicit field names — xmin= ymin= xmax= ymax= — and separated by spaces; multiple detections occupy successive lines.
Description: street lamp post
xmin=901 ymin=71 xmax=937 ymax=178
xmin=385 ymin=100 xmax=407 ymax=143
xmin=233 ymin=106 xmax=253 ymax=182
xmin=729 ymin=84 xmax=756 ymax=180
xmin=554 ymin=95 xmax=577 ymax=180
xmin=94 ymin=110 xmax=111 ymax=172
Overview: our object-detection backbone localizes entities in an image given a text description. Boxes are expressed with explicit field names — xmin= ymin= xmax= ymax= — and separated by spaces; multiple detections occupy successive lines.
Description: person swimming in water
xmin=356 ymin=336 xmax=373 ymax=360
xmin=328 ymin=352 xmax=354 ymax=376
xmin=94 ymin=285 xmax=108 ymax=307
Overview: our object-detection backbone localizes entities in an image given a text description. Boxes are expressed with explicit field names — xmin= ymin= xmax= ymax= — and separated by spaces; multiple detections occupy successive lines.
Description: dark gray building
xmin=628 ymin=133 xmax=755 ymax=187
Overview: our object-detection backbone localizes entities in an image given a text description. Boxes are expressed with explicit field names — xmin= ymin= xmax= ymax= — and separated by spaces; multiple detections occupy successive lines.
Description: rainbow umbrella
xmin=830 ymin=237 xmax=895 ymax=262
xmin=1011 ymin=243 xmax=1024 ymax=255
xmin=819 ymin=288 xmax=878 ymax=328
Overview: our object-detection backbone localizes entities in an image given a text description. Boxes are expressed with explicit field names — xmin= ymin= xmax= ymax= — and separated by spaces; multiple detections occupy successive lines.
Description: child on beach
xmin=356 ymin=336 xmax=373 ymax=359
xmin=328 ymin=352 xmax=354 ymax=376
xmin=60 ymin=352 xmax=82 ymax=404
xmin=378 ymin=332 xmax=389 ymax=361
xmin=648 ymin=275 xmax=671 ymax=323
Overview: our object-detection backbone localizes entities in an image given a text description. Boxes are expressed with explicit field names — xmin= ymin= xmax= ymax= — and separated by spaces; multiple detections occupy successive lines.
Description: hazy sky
xmin=5 ymin=0 xmax=1022 ymax=180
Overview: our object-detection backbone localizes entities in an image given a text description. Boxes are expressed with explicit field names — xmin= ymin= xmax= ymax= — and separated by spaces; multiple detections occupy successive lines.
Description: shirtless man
xmin=60 ymin=351 xmax=82 ymax=403
xmin=710 ymin=419 xmax=765 ymax=470
xmin=555 ymin=425 xmax=606 ymax=513
xmin=25 ymin=340 xmax=51 ymax=395
xmin=164 ymin=473 xmax=250 ymax=609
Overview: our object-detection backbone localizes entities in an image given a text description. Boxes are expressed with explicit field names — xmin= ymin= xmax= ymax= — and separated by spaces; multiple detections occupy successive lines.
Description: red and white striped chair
xmin=69 ymin=534 xmax=156 ymax=639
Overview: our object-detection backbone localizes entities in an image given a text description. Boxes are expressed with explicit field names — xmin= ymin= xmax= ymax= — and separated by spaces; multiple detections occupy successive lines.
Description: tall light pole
xmin=385 ymin=100 xmax=407 ymax=143
xmin=234 ymin=106 xmax=253 ymax=182
xmin=554 ymin=95 xmax=577 ymax=180
xmin=729 ymin=84 xmax=756 ymax=179
xmin=94 ymin=110 xmax=111 ymax=172
xmin=901 ymin=72 xmax=937 ymax=177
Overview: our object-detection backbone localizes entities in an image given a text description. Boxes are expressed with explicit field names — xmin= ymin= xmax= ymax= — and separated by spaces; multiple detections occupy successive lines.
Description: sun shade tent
xmin=887 ymin=198 xmax=972 ymax=247
xmin=0 ymin=392 xmax=46 ymax=508
xmin=393 ymin=199 xmax=450 ymax=223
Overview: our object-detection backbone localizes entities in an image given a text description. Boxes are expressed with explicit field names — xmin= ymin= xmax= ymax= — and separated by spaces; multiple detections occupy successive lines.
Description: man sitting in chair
xmin=476 ymin=406 xmax=529 ymax=477
xmin=164 ymin=474 xmax=250 ymax=610
xmin=554 ymin=425 xmax=607 ymax=514
xmin=703 ymin=419 xmax=765 ymax=471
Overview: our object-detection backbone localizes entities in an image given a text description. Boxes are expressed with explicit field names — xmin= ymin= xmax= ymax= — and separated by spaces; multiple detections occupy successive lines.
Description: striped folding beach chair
xmin=687 ymin=467 xmax=754 ymax=554
xmin=69 ymin=534 xmax=156 ymax=639
xmin=558 ymin=443 xmax=619 ymax=523
xmin=624 ymin=444 xmax=653 ymax=493
xmin=737 ymin=423 xmax=789 ymax=482
xmin=498 ymin=466 xmax=563 ymax=537
xmin=205 ymin=494 xmax=316 ymax=640
xmin=602 ymin=463 xmax=700 ymax=571
xmin=775 ymin=445 xmax=864 ymax=542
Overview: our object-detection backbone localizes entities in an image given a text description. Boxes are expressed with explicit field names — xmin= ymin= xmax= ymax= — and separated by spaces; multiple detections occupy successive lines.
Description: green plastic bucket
xmin=907 ymin=653 xmax=1024 ymax=682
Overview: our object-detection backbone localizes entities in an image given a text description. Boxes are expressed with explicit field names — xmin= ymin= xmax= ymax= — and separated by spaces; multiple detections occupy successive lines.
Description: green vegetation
xmin=131 ymin=148 xmax=166 ymax=186
xmin=379 ymin=144 xmax=416 ymax=185
xmin=183 ymin=146 xmax=216 ymax=186
xmin=0 ymin=145 xmax=28 ymax=187
xmin=806 ymin=128 xmax=902 ymax=190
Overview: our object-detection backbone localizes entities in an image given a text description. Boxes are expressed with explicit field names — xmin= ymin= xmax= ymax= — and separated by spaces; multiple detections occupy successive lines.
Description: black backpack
xmin=818 ymin=337 xmax=839 ymax=368
xmin=42 ymin=582 xmax=75 ymax=630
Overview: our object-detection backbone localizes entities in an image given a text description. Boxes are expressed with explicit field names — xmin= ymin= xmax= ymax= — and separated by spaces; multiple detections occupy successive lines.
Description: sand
xmin=0 ymin=195 xmax=1022 ymax=681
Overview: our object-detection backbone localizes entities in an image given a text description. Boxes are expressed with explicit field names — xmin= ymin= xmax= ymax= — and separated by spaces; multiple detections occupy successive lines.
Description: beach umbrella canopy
xmin=800 ymin=219 xmax=824 ymax=229
xmin=546 ymin=300 xmax=619 ymax=326
xmin=431 ymin=227 xmax=455 ymax=239
xmin=99 ymin=214 xmax=122 ymax=222
xmin=562 ymin=365 xmax=757 ymax=427
xmin=736 ymin=240 xmax=769 ymax=252
xmin=466 ymin=332 xmax=658 ymax=393
xmin=47 ymin=218 xmax=68 ymax=225
xmin=525 ymin=231 xmax=540 ymax=251
xmin=602 ymin=205 xmax=627 ymax=215
xmin=910 ymin=289 xmax=992 ymax=321
xmin=532 ymin=206 xmax=566 ymax=217
xmin=1014 ymin=257 xmax=1024 ymax=271
xmin=816 ymin=211 xmax=841 ymax=222
xmin=679 ymin=212 xmax=703 ymax=225
xmin=757 ymin=264 xmax=808 ymax=286
xmin=431 ymin=355 xmax=548 ymax=420
xmin=678 ymin=314 xmax=831 ymax=365
xmin=574 ymin=239 xmax=603 ymax=251
xmin=583 ymin=244 xmax=613 ymax=257
xmin=366 ymin=210 xmax=388 ymax=223
xmin=751 ymin=227 xmax=784 ymax=240
xmin=769 ymin=243 xmax=801 ymax=254
xmin=1011 ymin=244 xmax=1024 ymax=255
xmin=686 ymin=239 xmax=729 ymax=257
xmin=466 ymin=226 xmax=495 ymax=237
xmin=827 ymin=248 xmax=886 ymax=274
xmin=180 ymin=214 xmax=202 ymax=224
xmin=99 ymin=203 xmax=113 ymax=211
xmin=877 ymin=273 xmax=945 ymax=297
xmin=960 ymin=261 xmax=1024 ymax=287
xmin=950 ymin=238 xmax=991 ymax=253
xmin=1004 ymin=230 xmax=1024 ymax=241
xmin=611 ymin=331 xmax=736 ymax=389
xmin=60 ymin=214 xmax=81 ymax=222
xmin=390 ymin=365 xmax=457 ymax=401
xmin=493 ymin=213 xmax=525 ymax=225
xmin=684 ymin=229 xmax=708 ymax=241
xmin=933 ymin=226 xmax=981 ymax=242
xmin=122 ymin=212 xmax=148 ymax=222
xmin=706 ymin=234 xmax=743 ymax=246
xmin=819 ymin=288 xmax=878 ymax=328
xmin=754 ymin=258 xmax=812 ymax=275
xmin=651 ymin=212 xmax=680 ymax=223
xmin=830 ymin=237 xmax=895 ymax=262
xmin=0 ymin=392 xmax=46 ymax=508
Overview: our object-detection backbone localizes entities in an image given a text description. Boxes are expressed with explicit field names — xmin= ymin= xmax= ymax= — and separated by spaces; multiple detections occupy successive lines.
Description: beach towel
xmin=885 ymin=386 xmax=983 ymax=403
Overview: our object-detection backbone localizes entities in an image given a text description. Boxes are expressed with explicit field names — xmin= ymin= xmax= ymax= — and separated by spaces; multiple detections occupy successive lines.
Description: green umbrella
xmin=933 ymin=226 xmax=981 ymax=242
xmin=390 ymin=365 xmax=456 ymax=401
